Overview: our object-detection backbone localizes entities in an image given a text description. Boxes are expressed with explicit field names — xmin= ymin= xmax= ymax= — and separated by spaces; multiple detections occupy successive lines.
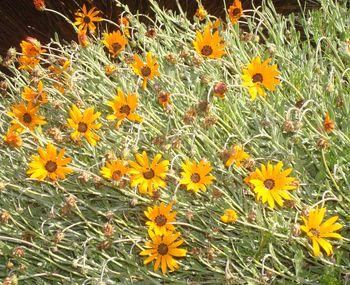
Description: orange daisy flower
xmin=131 ymin=52 xmax=160 ymax=90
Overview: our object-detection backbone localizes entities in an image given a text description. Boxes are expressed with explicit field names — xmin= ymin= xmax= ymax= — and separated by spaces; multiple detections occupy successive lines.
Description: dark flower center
xmin=252 ymin=73 xmax=263 ymax=83
xmin=158 ymin=94 xmax=169 ymax=103
xmin=157 ymin=243 xmax=169 ymax=255
xmin=231 ymin=8 xmax=241 ymax=16
xmin=143 ymin=169 xmax=155 ymax=179
xmin=310 ymin=228 xmax=320 ymax=237
xmin=112 ymin=170 xmax=122 ymax=180
xmin=264 ymin=179 xmax=275 ymax=190
xmin=119 ymin=105 xmax=131 ymax=115
xmin=201 ymin=45 xmax=213 ymax=56
xmin=112 ymin=43 xmax=122 ymax=53
xmin=83 ymin=16 xmax=91 ymax=24
xmin=45 ymin=160 xmax=57 ymax=173
xmin=155 ymin=214 xmax=167 ymax=226
xmin=78 ymin=122 xmax=88 ymax=133
xmin=190 ymin=173 xmax=201 ymax=183
xmin=141 ymin=66 xmax=151 ymax=77
xmin=23 ymin=113 xmax=32 ymax=123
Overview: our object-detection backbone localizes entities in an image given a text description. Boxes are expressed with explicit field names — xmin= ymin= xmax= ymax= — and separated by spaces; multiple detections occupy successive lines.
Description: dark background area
xmin=0 ymin=0 xmax=320 ymax=56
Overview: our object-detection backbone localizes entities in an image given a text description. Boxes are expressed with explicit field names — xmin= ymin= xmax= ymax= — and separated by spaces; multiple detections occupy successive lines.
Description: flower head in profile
xmin=106 ymin=88 xmax=142 ymax=128
xmin=128 ymin=151 xmax=169 ymax=196
xmin=21 ymin=81 xmax=48 ymax=105
xmin=100 ymin=159 xmax=128 ymax=181
xmin=77 ymin=30 xmax=89 ymax=47
xmin=67 ymin=104 xmax=102 ymax=146
xmin=227 ymin=0 xmax=243 ymax=24
xmin=33 ymin=0 xmax=45 ymax=11
xmin=103 ymin=30 xmax=128 ymax=57
xmin=20 ymin=38 xmax=45 ymax=58
xmin=9 ymin=102 xmax=46 ymax=132
xmin=193 ymin=25 xmax=225 ymax=59
xmin=27 ymin=143 xmax=73 ymax=181
xmin=301 ymin=207 xmax=343 ymax=257
xmin=248 ymin=161 xmax=297 ymax=209
xmin=3 ymin=126 xmax=23 ymax=148
xmin=145 ymin=202 xmax=177 ymax=236
xmin=74 ymin=4 xmax=102 ymax=33
xmin=221 ymin=209 xmax=238 ymax=223
xmin=225 ymin=145 xmax=250 ymax=168
xmin=324 ymin=112 xmax=335 ymax=133
xmin=180 ymin=159 xmax=215 ymax=193
xmin=105 ymin=64 xmax=117 ymax=76
xmin=195 ymin=5 xmax=207 ymax=21
xmin=140 ymin=230 xmax=186 ymax=274
xmin=131 ymin=52 xmax=160 ymax=90
xmin=18 ymin=56 xmax=40 ymax=70
xmin=242 ymin=57 xmax=280 ymax=100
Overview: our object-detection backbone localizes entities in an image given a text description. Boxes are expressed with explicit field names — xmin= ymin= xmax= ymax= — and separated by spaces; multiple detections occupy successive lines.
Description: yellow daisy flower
xmin=144 ymin=202 xmax=177 ymax=235
xmin=301 ymin=207 xmax=343 ymax=257
xmin=221 ymin=209 xmax=238 ymax=223
xmin=227 ymin=0 xmax=243 ymax=24
xmin=106 ymin=88 xmax=142 ymax=128
xmin=128 ymin=151 xmax=169 ymax=196
xmin=249 ymin=161 xmax=297 ymax=209
xmin=100 ymin=159 xmax=128 ymax=181
xmin=102 ymin=30 xmax=128 ymax=57
xmin=193 ymin=24 xmax=225 ymax=59
xmin=27 ymin=143 xmax=73 ymax=181
xmin=140 ymin=230 xmax=187 ymax=274
xmin=74 ymin=4 xmax=102 ymax=33
xmin=242 ymin=57 xmax=281 ymax=100
xmin=131 ymin=52 xmax=160 ymax=90
xmin=67 ymin=104 xmax=102 ymax=146
xmin=180 ymin=159 xmax=215 ymax=193
xmin=9 ymin=102 xmax=46 ymax=132
xmin=225 ymin=145 xmax=250 ymax=168
xmin=21 ymin=81 xmax=48 ymax=105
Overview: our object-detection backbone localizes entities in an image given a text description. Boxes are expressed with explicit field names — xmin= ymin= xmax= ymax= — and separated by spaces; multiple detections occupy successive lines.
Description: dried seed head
xmin=213 ymin=82 xmax=228 ymax=98
xmin=240 ymin=32 xmax=253 ymax=42
xmin=336 ymin=97 xmax=344 ymax=108
xmin=203 ymin=115 xmax=217 ymax=128
xmin=292 ymin=223 xmax=301 ymax=237
xmin=146 ymin=27 xmax=157 ymax=38
xmin=1 ymin=210 xmax=11 ymax=224
xmin=267 ymin=43 xmax=276 ymax=55
xmin=0 ymin=80 xmax=8 ymax=90
xmin=172 ymin=137 xmax=182 ymax=149
xmin=282 ymin=120 xmax=295 ymax=133
xmin=247 ymin=211 xmax=256 ymax=222
xmin=165 ymin=53 xmax=177 ymax=64
xmin=200 ymin=75 xmax=211 ymax=85
xmin=98 ymin=240 xmax=112 ymax=250
xmin=183 ymin=107 xmax=197 ymax=124
xmin=53 ymin=230 xmax=65 ymax=244
xmin=103 ymin=223 xmax=115 ymax=238
xmin=242 ymin=157 xmax=256 ymax=171
xmin=316 ymin=137 xmax=329 ymax=149
xmin=185 ymin=210 xmax=194 ymax=221
xmin=78 ymin=171 xmax=91 ymax=183
xmin=65 ymin=195 xmax=77 ymax=208
xmin=105 ymin=211 xmax=114 ymax=220
xmin=197 ymin=100 xmax=210 ymax=114
xmin=152 ymin=135 xmax=166 ymax=146
xmin=179 ymin=50 xmax=190 ymax=59
xmin=12 ymin=247 xmax=25 ymax=258
xmin=104 ymin=151 xmax=116 ymax=161
xmin=7 ymin=47 xmax=17 ymax=59
xmin=151 ymin=190 xmax=161 ymax=200
xmin=47 ymin=127 xmax=64 ymax=143
xmin=212 ymin=189 xmax=223 ymax=199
